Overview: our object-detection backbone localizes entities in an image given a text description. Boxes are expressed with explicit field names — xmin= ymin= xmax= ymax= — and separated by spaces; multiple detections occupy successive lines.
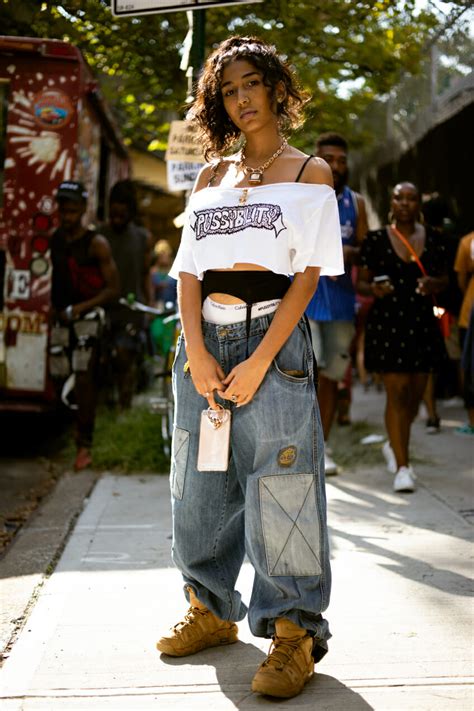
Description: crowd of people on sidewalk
xmin=49 ymin=94 xmax=473 ymax=482
xmin=293 ymin=131 xmax=473 ymax=494
xmin=49 ymin=151 xmax=474 ymax=480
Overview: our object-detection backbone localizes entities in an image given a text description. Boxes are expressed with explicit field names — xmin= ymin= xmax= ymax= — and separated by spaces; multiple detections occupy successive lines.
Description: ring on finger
xmin=231 ymin=394 xmax=238 ymax=403
xmin=204 ymin=391 xmax=210 ymax=397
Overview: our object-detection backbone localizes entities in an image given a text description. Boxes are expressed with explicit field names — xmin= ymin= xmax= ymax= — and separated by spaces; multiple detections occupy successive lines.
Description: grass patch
xmin=59 ymin=408 xmax=428 ymax=474
xmin=61 ymin=404 xmax=171 ymax=473
xmin=329 ymin=419 xmax=387 ymax=469
xmin=329 ymin=419 xmax=428 ymax=469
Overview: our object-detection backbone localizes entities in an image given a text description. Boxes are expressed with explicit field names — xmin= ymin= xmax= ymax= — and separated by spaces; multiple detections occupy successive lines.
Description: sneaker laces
xmin=172 ymin=605 xmax=208 ymax=635
xmin=262 ymin=636 xmax=302 ymax=670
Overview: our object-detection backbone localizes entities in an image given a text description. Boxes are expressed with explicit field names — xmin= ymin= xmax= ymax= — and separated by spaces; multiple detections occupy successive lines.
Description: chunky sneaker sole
xmin=252 ymin=665 xmax=313 ymax=698
xmin=393 ymin=466 xmax=416 ymax=493
xmin=156 ymin=621 xmax=238 ymax=657
xmin=324 ymin=453 xmax=339 ymax=476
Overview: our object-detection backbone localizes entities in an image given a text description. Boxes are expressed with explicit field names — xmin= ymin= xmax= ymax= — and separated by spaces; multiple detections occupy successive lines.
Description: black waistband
xmin=201 ymin=270 xmax=291 ymax=304
xmin=201 ymin=270 xmax=291 ymax=356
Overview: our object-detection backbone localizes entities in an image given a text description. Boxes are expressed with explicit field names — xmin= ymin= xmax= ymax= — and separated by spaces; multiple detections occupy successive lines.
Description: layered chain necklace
xmin=238 ymin=138 xmax=288 ymax=204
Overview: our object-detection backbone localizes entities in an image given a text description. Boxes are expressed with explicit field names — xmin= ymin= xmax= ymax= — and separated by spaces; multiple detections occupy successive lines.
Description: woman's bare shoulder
xmin=300 ymin=156 xmax=333 ymax=188
xmin=193 ymin=163 xmax=217 ymax=193
xmin=193 ymin=155 xmax=239 ymax=193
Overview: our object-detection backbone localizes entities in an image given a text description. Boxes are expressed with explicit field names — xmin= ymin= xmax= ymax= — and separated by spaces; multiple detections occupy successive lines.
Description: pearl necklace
xmin=239 ymin=138 xmax=288 ymax=186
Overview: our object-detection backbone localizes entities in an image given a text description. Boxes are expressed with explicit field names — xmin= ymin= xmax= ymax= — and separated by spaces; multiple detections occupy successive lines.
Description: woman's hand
xmin=218 ymin=356 xmax=270 ymax=407
xmin=356 ymin=267 xmax=394 ymax=299
xmin=59 ymin=303 xmax=83 ymax=322
xmin=416 ymin=275 xmax=447 ymax=296
xmin=371 ymin=280 xmax=394 ymax=298
xmin=188 ymin=349 xmax=226 ymax=409
xmin=71 ymin=303 xmax=84 ymax=319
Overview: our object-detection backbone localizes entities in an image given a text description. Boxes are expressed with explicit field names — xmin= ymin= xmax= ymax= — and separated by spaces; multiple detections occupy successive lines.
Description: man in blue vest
xmin=306 ymin=133 xmax=369 ymax=474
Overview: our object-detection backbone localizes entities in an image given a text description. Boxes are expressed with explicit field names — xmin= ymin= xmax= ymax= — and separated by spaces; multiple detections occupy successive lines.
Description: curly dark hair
xmin=190 ymin=36 xmax=310 ymax=160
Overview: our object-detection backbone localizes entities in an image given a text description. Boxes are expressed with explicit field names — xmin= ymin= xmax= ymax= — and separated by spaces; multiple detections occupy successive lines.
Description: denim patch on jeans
xmin=259 ymin=473 xmax=322 ymax=576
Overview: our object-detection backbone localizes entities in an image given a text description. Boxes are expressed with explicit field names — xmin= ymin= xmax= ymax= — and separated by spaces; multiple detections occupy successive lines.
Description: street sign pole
xmin=191 ymin=9 xmax=206 ymax=89
xmin=184 ymin=8 xmax=206 ymax=104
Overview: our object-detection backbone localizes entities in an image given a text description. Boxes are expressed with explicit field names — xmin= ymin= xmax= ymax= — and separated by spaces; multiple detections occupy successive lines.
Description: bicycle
xmin=119 ymin=296 xmax=180 ymax=457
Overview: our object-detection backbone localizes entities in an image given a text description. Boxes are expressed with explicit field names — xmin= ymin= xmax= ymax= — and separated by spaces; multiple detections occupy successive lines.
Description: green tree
xmin=0 ymin=0 xmax=469 ymax=151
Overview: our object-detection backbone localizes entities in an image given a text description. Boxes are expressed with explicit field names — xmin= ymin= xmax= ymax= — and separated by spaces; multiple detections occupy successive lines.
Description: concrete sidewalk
xmin=0 ymin=386 xmax=473 ymax=709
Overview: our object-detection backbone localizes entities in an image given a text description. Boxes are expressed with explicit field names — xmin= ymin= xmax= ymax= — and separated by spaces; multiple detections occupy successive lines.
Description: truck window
xmin=0 ymin=81 xmax=8 ymax=209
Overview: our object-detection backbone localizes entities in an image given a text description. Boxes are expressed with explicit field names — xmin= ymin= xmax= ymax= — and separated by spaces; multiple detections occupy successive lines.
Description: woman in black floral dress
xmin=357 ymin=182 xmax=447 ymax=493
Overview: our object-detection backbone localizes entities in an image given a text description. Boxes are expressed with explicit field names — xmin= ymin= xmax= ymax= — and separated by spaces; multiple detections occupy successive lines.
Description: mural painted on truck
xmin=0 ymin=38 xmax=128 ymax=407
xmin=0 ymin=60 xmax=82 ymax=396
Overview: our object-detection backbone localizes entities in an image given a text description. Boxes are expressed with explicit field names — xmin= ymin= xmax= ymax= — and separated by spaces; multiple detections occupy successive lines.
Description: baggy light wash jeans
xmin=170 ymin=313 xmax=331 ymax=656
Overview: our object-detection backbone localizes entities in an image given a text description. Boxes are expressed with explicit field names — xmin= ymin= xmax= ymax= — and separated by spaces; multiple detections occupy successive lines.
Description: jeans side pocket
xmin=170 ymin=427 xmax=189 ymax=500
xmin=259 ymin=473 xmax=322 ymax=576
xmin=272 ymin=359 xmax=309 ymax=383
xmin=273 ymin=324 xmax=309 ymax=383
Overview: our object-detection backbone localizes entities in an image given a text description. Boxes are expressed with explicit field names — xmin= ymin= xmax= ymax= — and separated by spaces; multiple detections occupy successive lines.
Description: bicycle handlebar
xmin=118 ymin=297 xmax=177 ymax=319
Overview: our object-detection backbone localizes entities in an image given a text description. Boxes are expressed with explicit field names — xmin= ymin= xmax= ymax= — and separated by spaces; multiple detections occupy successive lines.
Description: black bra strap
xmin=295 ymin=154 xmax=314 ymax=183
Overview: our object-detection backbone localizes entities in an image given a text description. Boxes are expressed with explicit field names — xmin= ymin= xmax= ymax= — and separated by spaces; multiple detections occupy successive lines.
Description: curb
xmin=0 ymin=469 xmax=99 ymax=663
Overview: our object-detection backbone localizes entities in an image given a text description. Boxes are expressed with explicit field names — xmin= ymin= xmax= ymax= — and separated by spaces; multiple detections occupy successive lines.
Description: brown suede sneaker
xmin=251 ymin=618 xmax=314 ymax=698
xmin=156 ymin=588 xmax=238 ymax=657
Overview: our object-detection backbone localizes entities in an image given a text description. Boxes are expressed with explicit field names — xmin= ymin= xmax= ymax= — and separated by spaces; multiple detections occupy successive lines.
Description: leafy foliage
xmin=0 ymin=0 xmax=468 ymax=152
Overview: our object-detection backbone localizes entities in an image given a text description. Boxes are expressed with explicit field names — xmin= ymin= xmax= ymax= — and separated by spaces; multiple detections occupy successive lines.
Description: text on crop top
xmin=169 ymin=182 xmax=344 ymax=281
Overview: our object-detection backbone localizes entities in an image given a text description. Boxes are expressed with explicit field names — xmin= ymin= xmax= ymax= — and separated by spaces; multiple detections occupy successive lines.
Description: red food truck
xmin=0 ymin=36 xmax=129 ymax=412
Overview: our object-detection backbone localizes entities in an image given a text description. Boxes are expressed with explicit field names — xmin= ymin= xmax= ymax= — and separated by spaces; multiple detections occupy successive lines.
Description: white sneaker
xmin=393 ymin=466 xmax=416 ymax=493
xmin=324 ymin=452 xmax=339 ymax=476
xmin=382 ymin=441 xmax=397 ymax=474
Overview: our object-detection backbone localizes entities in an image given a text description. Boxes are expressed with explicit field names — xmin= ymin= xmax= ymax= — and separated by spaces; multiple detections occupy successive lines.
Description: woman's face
xmin=220 ymin=59 xmax=279 ymax=133
xmin=391 ymin=183 xmax=420 ymax=223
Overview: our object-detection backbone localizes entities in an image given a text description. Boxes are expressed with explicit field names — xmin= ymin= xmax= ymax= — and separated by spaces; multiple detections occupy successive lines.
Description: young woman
xmin=357 ymin=182 xmax=447 ymax=493
xmin=156 ymin=36 xmax=343 ymax=699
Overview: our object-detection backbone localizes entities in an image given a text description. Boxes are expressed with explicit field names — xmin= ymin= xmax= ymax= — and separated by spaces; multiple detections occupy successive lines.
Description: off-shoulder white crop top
xmin=169 ymin=182 xmax=344 ymax=280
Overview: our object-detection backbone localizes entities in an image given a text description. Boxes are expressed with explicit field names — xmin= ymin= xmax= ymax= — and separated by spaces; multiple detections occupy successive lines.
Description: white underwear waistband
xmin=202 ymin=297 xmax=281 ymax=325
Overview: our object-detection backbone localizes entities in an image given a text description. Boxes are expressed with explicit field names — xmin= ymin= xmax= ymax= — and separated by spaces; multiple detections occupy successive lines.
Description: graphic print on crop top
xmin=169 ymin=183 xmax=345 ymax=281
xmin=191 ymin=203 xmax=286 ymax=240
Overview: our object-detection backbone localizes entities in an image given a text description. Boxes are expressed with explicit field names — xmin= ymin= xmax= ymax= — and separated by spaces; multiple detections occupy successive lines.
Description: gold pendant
xmin=248 ymin=170 xmax=263 ymax=185
xmin=239 ymin=189 xmax=249 ymax=205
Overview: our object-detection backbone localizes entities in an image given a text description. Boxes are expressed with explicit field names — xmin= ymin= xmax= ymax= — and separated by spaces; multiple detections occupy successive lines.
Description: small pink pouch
xmin=197 ymin=406 xmax=231 ymax=472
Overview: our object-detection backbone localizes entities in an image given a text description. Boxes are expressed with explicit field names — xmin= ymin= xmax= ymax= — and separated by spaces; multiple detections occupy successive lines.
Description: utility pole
xmin=182 ymin=9 xmax=206 ymax=105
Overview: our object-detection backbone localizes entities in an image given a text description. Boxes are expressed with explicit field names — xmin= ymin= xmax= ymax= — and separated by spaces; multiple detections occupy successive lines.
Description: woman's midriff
xmin=209 ymin=263 xmax=270 ymax=304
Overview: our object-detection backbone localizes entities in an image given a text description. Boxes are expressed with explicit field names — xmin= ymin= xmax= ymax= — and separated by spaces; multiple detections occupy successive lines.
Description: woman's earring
xmin=388 ymin=211 xmax=394 ymax=224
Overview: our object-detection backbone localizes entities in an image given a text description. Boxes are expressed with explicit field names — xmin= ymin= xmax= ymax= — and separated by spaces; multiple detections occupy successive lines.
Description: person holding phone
xmin=155 ymin=36 xmax=343 ymax=699
xmin=356 ymin=182 xmax=447 ymax=493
